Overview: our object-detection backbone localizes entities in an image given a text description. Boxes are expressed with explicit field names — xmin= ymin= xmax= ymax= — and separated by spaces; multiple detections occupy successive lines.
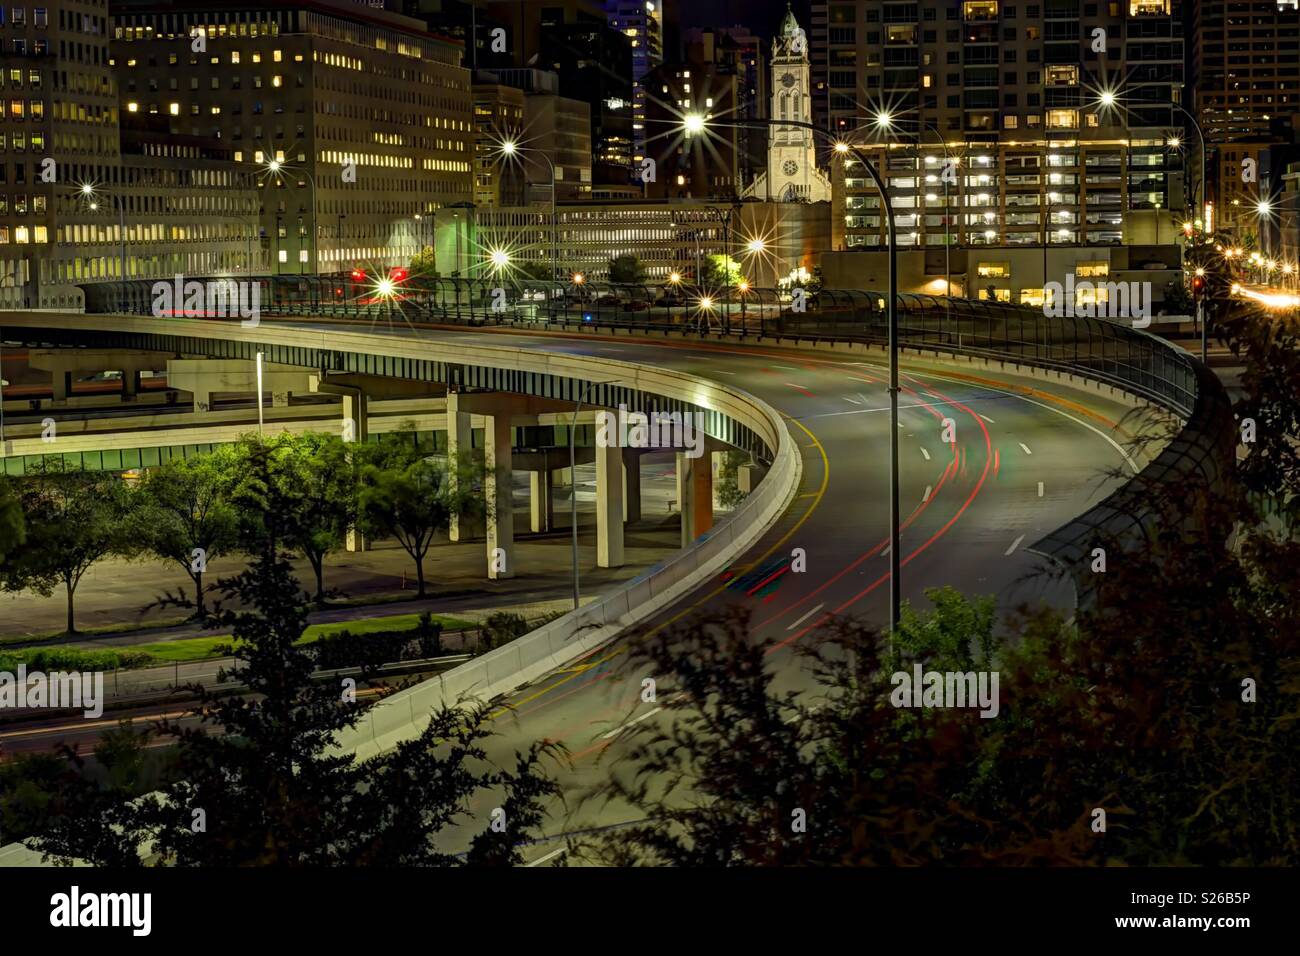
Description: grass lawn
xmin=131 ymin=612 xmax=479 ymax=664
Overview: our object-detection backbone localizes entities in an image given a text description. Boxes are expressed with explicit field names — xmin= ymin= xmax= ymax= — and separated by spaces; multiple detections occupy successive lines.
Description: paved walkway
xmin=1 ymin=456 xmax=691 ymax=644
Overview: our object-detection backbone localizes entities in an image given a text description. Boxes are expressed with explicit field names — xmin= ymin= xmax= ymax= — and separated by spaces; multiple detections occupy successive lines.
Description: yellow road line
xmin=489 ymin=414 xmax=830 ymax=718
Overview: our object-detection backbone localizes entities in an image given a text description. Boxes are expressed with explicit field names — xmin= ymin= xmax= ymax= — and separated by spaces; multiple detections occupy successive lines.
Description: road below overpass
xmin=266 ymin=318 xmax=1151 ymax=862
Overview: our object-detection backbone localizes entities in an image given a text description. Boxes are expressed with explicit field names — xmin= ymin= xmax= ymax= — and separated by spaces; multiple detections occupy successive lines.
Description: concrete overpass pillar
xmin=676 ymin=451 xmax=713 ymax=546
xmin=711 ymin=450 xmax=726 ymax=512
xmin=484 ymin=410 xmax=514 ymax=579
xmin=447 ymin=391 xmax=474 ymax=543
xmin=529 ymin=469 xmax=553 ymax=533
xmin=121 ymin=369 xmax=140 ymax=402
xmin=595 ymin=441 xmax=625 ymax=568
xmin=623 ymin=448 xmax=642 ymax=524
xmin=52 ymin=371 xmax=70 ymax=406
xmin=341 ymin=389 xmax=369 ymax=552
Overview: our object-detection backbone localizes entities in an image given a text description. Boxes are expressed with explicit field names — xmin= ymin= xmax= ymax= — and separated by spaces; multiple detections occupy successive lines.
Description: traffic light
xmin=350 ymin=268 xmax=365 ymax=282
xmin=1191 ymin=274 xmax=1206 ymax=299
xmin=390 ymin=267 xmax=407 ymax=283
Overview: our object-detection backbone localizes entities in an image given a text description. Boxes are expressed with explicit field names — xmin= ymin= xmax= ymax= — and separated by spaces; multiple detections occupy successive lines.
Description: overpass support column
xmin=595 ymin=441 xmax=625 ymax=568
xmin=676 ymin=451 xmax=713 ymax=547
xmin=529 ymin=469 xmax=553 ymax=533
xmin=622 ymin=448 xmax=642 ymax=525
xmin=342 ymin=390 xmax=369 ymax=552
xmin=711 ymin=450 xmax=725 ymax=512
xmin=52 ymin=371 xmax=71 ymax=406
xmin=484 ymin=410 xmax=515 ymax=580
xmin=447 ymin=391 xmax=475 ymax=542
xmin=121 ymin=369 xmax=140 ymax=402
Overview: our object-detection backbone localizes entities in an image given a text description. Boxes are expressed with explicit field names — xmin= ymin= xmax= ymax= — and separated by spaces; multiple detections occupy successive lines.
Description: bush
xmin=0 ymin=647 xmax=153 ymax=673
xmin=415 ymin=611 xmax=443 ymax=659
xmin=479 ymin=612 xmax=529 ymax=652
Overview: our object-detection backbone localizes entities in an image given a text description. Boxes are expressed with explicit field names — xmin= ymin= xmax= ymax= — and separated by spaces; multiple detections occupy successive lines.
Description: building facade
xmin=608 ymin=0 xmax=664 ymax=168
xmin=1190 ymin=0 xmax=1300 ymax=227
xmin=111 ymin=0 xmax=474 ymax=275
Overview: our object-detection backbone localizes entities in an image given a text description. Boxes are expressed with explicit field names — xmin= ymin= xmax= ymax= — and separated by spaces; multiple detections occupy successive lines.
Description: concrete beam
xmin=169 ymin=359 xmax=311 ymax=413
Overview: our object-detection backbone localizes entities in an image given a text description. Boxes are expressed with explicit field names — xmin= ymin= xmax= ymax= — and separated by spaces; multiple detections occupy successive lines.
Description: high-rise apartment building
xmin=643 ymin=60 xmax=740 ymax=199
xmin=110 ymin=0 xmax=474 ymax=275
xmin=808 ymin=0 xmax=1187 ymax=266
xmin=608 ymin=0 xmax=664 ymax=165
xmin=684 ymin=26 xmax=767 ymax=191
xmin=1190 ymin=0 xmax=1300 ymax=222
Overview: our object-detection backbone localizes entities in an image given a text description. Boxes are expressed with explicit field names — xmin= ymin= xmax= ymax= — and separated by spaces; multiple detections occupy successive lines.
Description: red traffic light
xmin=390 ymin=267 xmax=407 ymax=283
xmin=1191 ymin=276 xmax=1205 ymax=298
xmin=350 ymin=268 xmax=365 ymax=281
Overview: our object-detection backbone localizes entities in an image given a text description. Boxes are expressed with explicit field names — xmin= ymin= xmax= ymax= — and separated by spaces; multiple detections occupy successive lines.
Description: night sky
xmin=681 ymin=0 xmax=810 ymax=38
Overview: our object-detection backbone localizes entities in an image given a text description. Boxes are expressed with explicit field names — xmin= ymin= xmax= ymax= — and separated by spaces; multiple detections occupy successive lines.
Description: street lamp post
xmin=81 ymin=184 xmax=127 ymax=312
xmin=262 ymin=159 xmax=319 ymax=276
xmin=675 ymin=112 xmax=903 ymax=634
xmin=499 ymin=141 xmax=559 ymax=295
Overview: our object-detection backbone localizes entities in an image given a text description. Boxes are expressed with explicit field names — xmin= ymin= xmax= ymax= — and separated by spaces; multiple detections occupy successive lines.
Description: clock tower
xmin=746 ymin=4 xmax=830 ymax=203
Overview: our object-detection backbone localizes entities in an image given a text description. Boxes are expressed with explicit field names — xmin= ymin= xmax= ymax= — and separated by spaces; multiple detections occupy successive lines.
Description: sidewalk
xmin=0 ymin=458 xmax=688 ymax=642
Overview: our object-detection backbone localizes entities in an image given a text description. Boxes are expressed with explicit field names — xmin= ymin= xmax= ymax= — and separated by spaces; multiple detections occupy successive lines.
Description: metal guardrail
xmin=95 ymin=276 xmax=1198 ymax=416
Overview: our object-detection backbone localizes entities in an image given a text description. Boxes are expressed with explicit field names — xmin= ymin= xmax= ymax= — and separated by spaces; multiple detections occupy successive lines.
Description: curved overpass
xmin=0 ymin=309 xmax=1178 ymax=861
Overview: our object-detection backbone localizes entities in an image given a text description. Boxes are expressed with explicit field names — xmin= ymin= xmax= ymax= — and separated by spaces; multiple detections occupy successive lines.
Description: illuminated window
xmin=963 ymin=1 xmax=999 ymax=19
xmin=1129 ymin=0 xmax=1169 ymax=14
xmin=1076 ymin=261 xmax=1109 ymax=277
xmin=1047 ymin=109 xmax=1078 ymax=129
xmin=1046 ymin=65 xmax=1079 ymax=86
xmin=977 ymin=262 xmax=1011 ymax=278
xmin=169 ymin=102 xmax=179 ymax=115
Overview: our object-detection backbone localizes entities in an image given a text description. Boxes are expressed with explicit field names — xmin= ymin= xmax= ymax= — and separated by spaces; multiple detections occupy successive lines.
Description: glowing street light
xmin=698 ymin=295 xmax=714 ymax=310
xmin=834 ymin=141 xmax=850 ymax=155
xmin=1256 ymin=198 xmax=1274 ymax=218
xmin=500 ymin=139 xmax=518 ymax=157
xmin=668 ymin=271 xmax=682 ymax=285
xmin=1167 ymin=135 xmax=1181 ymax=148
xmin=683 ymin=112 xmax=706 ymax=135
xmin=488 ymin=248 xmax=510 ymax=272
xmin=874 ymin=111 xmax=893 ymax=130
xmin=571 ymin=271 xmax=585 ymax=285
xmin=746 ymin=238 xmax=767 ymax=255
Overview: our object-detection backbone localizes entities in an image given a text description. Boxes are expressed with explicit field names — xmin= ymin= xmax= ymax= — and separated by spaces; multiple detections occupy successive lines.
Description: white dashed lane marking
xmin=1005 ymin=534 xmax=1025 ymax=556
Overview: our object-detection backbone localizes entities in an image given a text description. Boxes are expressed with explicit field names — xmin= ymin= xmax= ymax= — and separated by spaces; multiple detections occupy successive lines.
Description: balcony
xmin=963 ymin=1 xmax=999 ymax=22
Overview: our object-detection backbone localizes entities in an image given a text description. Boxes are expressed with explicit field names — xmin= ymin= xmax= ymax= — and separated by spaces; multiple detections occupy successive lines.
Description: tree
xmin=1162 ymin=277 xmax=1193 ymax=316
xmin=409 ymin=245 xmax=437 ymax=277
xmin=714 ymin=450 xmax=751 ymax=510
xmin=0 ymin=461 xmax=135 ymax=634
xmin=135 ymin=448 xmax=241 ymax=618
xmin=356 ymin=442 xmax=485 ymax=598
xmin=698 ymin=254 xmax=741 ymax=288
xmin=0 ymin=481 xmax=24 ymax=566
xmin=25 ymin=547 xmax=562 ymax=866
xmin=608 ymin=253 xmax=644 ymax=284
xmin=233 ymin=433 xmax=356 ymax=604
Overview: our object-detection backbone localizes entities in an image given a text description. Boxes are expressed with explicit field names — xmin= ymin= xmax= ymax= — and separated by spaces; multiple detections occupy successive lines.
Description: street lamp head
xmin=489 ymin=249 xmax=510 ymax=270
xmin=571 ymin=272 xmax=585 ymax=284
xmin=699 ymin=295 xmax=714 ymax=310
xmin=668 ymin=271 xmax=681 ymax=284
xmin=1098 ymin=90 xmax=1117 ymax=109
xmin=1256 ymin=198 xmax=1273 ymax=217
xmin=683 ymin=113 xmax=706 ymax=135
xmin=267 ymin=158 xmax=282 ymax=173
xmin=89 ymin=202 xmax=99 ymax=211
xmin=80 ymin=183 xmax=95 ymax=196
xmin=1167 ymin=135 xmax=1181 ymax=148
xmin=500 ymin=139 xmax=518 ymax=156
xmin=833 ymin=141 xmax=850 ymax=154
xmin=874 ymin=111 xmax=893 ymax=130
xmin=746 ymin=238 xmax=766 ymax=254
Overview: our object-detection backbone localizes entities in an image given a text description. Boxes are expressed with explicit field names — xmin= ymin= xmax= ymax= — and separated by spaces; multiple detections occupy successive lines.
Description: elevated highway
xmin=0 ymin=301 xmax=1226 ymax=863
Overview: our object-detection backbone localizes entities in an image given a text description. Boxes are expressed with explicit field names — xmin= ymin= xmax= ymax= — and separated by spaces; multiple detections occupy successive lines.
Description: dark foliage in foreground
xmin=23 ymin=547 xmax=562 ymax=866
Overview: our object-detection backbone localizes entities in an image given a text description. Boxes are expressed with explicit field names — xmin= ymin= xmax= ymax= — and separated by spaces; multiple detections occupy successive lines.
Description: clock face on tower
xmin=782 ymin=159 xmax=799 ymax=176
xmin=781 ymin=72 xmax=796 ymax=88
